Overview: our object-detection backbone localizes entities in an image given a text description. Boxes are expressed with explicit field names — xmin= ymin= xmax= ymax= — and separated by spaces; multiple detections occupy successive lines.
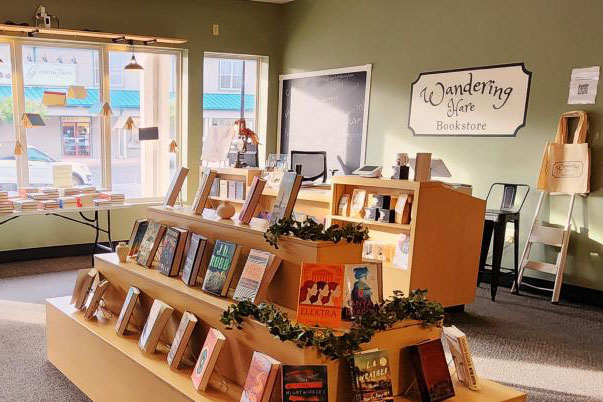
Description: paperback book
xmin=348 ymin=349 xmax=394 ymax=402
xmin=343 ymin=263 xmax=383 ymax=320
xmin=409 ymin=339 xmax=455 ymax=402
xmin=297 ymin=263 xmax=344 ymax=329
xmin=72 ymin=268 xmax=98 ymax=310
xmin=201 ymin=240 xmax=241 ymax=296
xmin=269 ymin=172 xmax=303 ymax=224
xmin=282 ymin=365 xmax=328 ymax=402
xmin=84 ymin=279 xmax=110 ymax=320
xmin=127 ymin=219 xmax=149 ymax=257
xmin=138 ymin=299 xmax=174 ymax=354
xmin=164 ymin=166 xmax=189 ymax=207
xmin=158 ymin=227 xmax=189 ymax=277
xmin=443 ymin=326 xmax=479 ymax=390
xmin=238 ymin=176 xmax=266 ymax=224
xmin=136 ymin=222 xmax=167 ymax=267
xmin=233 ymin=249 xmax=281 ymax=304
xmin=181 ymin=233 xmax=209 ymax=286
xmin=192 ymin=168 xmax=218 ymax=214
xmin=191 ymin=327 xmax=226 ymax=391
xmin=115 ymin=286 xmax=141 ymax=336
xmin=240 ymin=351 xmax=281 ymax=402
xmin=167 ymin=311 xmax=198 ymax=370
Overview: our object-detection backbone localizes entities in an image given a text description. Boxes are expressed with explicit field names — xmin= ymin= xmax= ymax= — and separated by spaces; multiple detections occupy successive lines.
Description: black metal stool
xmin=478 ymin=183 xmax=530 ymax=301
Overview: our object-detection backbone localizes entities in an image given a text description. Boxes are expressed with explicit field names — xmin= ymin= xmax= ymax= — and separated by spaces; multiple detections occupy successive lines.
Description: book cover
xmin=338 ymin=194 xmax=350 ymax=216
xmin=202 ymin=240 xmax=240 ymax=296
xmin=350 ymin=189 xmax=367 ymax=218
xmin=392 ymin=234 xmax=410 ymax=270
xmin=84 ymin=279 xmax=110 ymax=320
xmin=115 ymin=286 xmax=140 ymax=336
xmin=409 ymin=340 xmax=455 ymax=402
xmin=168 ymin=312 xmax=198 ymax=370
xmin=270 ymin=172 xmax=302 ymax=224
xmin=282 ymin=365 xmax=328 ymax=402
xmin=228 ymin=180 xmax=237 ymax=200
xmin=233 ymin=249 xmax=273 ymax=304
xmin=158 ymin=227 xmax=188 ymax=277
xmin=138 ymin=300 xmax=174 ymax=354
xmin=192 ymin=168 xmax=217 ymax=214
xmin=349 ymin=349 xmax=394 ymax=402
xmin=181 ymin=233 xmax=209 ymax=286
xmin=219 ymin=179 xmax=229 ymax=199
xmin=164 ymin=166 xmax=189 ymax=207
xmin=235 ymin=181 xmax=246 ymax=200
xmin=136 ymin=222 xmax=166 ymax=267
xmin=191 ymin=327 xmax=226 ymax=391
xmin=394 ymin=194 xmax=412 ymax=224
xmin=241 ymin=351 xmax=281 ymax=402
xmin=297 ymin=263 xmax=344 ymax=329
xmin=210 ymin=178 xmax=220 ymax=197
xmin=128 ymin=219 xmax=149 ymax=257
xmin=239 ymin=177 xmax=267 ymax=224
xmin=343 ymin=263 xmax=382 ymax=320
xmin=73 ymin=268 xmax=98 ymax=310
xmin=443 ymin=326 xmax=479 ymax=390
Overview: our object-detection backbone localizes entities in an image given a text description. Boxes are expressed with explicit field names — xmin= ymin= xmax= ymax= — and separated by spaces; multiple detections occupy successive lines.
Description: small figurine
xmin=391 ymin=153 xmax=410 ymax=180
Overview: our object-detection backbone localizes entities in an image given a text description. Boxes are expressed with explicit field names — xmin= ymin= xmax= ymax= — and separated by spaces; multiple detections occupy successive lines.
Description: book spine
xmin=459 ymin=336 xmax=479 ymax=390
xmin=347 ymin=357 xmax=361 ymax=402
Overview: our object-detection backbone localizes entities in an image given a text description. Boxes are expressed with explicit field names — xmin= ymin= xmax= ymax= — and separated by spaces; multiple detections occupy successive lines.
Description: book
xmin=72 ymin=268 xmax=98 ymax=310
xmin=136 ymin=222 xmax=167 ymax=267
xmin=210 ymin=178 xmax=220 ymax=197
xmin=409 ymin=340 xmax=455 ymax=402
xmin=191 ymin=327 xmax=226 ymax=391
xmin=158 ymin=227 xmax=189 ymax=277
xmin=338 ymin=194 xmax=350 ymax=216
xmin=138 ymin=299 xmax=174 ymax=354
xmin=115 ymin=286 xmax=141 ymax=336
xmin=350 ymin=189 xmax=367 ymax=218
xmin=219 ymin=179 xmax=229 ymax=199
xmin=164 ymin=166 xmax=189 ymax=207
xmin=228 ymin=180 xmax=237 ymax=200
xmin=233 ymin=249 xmax=281 ymax=304
xmin=392 ymin=233 xmax=410 ymax=270
xmin=127 ymin=219 xmax=149 ymax=257
xmin=443 ymin=326 xmax=479 ymax=391
xmin=240 ymin=351 xmax=281 ymax=402
xmin=296 ymin=263 xmax=344 ymax=329
xmin=238 ymin=177 xmax=267 ymax=224
xmin=235 ymin=181 xmax=246 ymax=200
xmin=282 ymin=365 xmax=328 ymax=402
xmin=167 ymin=311 xmax=198 ymax=370
xmin=269 ymin=172 xmax=303 ymax=224
xmin=84 ymin=279 xmax=110 ymax=320
xmin=348 ymin=349 xmax=394 ymax=402
xmin=192 ymin=168 xmax=218 ymax=214
xmin=343 ymin=263 xmax=383 ymax=320
xmin=394 ymin=194 xmax=412 ymax=224
xmin=181 ymin=233 xmax=209 ymax=286
xmin=202 ymin=240 xmax=241 ymax=297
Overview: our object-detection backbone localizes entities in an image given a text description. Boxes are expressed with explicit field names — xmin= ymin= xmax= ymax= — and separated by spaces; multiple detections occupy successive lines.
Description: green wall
xmin=0 ymin=0 xmax=282 ymax=251
xmin=281 ymin=0 xmax=603 ymax=291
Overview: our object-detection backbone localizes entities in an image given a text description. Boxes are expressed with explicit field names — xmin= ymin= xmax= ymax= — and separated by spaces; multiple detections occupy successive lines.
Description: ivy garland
xmin=220 ymin=289 xmax=444 ymax=360
xmin=263 ymin=217 xmax=369 ymax=249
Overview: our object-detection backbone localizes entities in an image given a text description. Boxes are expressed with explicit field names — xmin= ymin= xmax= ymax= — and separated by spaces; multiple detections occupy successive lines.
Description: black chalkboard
xmin=279 ymin=66 xmax=371 ymax=174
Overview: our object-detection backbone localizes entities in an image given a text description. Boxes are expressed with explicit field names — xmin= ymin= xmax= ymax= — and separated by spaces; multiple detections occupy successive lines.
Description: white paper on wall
xmin=568 ymin=66 xmax=600 ymax=105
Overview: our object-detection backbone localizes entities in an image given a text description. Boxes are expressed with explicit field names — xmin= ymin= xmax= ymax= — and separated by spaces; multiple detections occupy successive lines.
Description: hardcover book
xmin=191 ymin=327 xmax=226 ymax=391
xmin=167 ymin=311 xmax=198 ymax=370
xmin=348 ymin=349 xmax=394 ymax=402
xmin=136 ymin=222 xmax=167 ymax=267
xmin=297 ymin=263 xmax=344 ymax=329
xmin=138 ymin=299 xmax=174 ymax=354
xmin=127 ymin=219 xmax=149 ymax=257
xmin=164 ymin=166 xmax=189 ymax=207
xmin=210 ymin=178 xmax=220 ymax=197
xmin=158 ymin=227 xmax=189 ymax=277
xmin=282 ymin=365 xmax=328 ymax=402
xmin=235 ymin=181 xmax=246 ymax=200
xmin=181 ymin=233 xmax=209 ymax=286
xmin=192 ymin=168 xmax=218 ymax=214
xmin=338 ymin=194 xmax=350 ymax=216
xmin=233 ymin=249 xmax=281 ymax=304
xmin=84 ymin=279 xmax=110 ymax=320
xmin=409 ymin=340 xmax=455 ymax=402
xmin=240 ymin=351 xmax=281 ymax=402
xmin=115 ymin=286 xmax=141 ymax=336
xmin=228 ymin=180 xmax=237 ymax=200
xmin=72 ymin=268 xmax=98 ymax=310
xmin=219 ymin=179 xmax=229 ymax=199
xmin=394 ymin=194 xmax=412 ymax=224
xmin=202 ymin=240 xmax=241 ymax=296
xmin=269 ymin=172 xmax=303 ymax=224
xmin=343 ymin=263 xmax=383 ymax=320
xmin=350 ymin=189 xmax=367 ymax=218
xmin=238 ymin=176 xmax=267 ymax=224
xmin=443 ymin=326 xmax=479 ymax=390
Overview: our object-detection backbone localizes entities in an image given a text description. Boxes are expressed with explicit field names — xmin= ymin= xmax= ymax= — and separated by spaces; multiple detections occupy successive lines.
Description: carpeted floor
xmin=0 ymin=257 xmax=601 ymax=402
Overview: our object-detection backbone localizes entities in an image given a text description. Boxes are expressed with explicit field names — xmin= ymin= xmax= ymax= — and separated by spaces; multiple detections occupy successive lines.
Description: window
xmin=219 ymin=59 xmax=244 ymax=90
xmin=61 ymin=117 xmax=92 ymax=157
xmin=93 ymin=52 xmax=128 ymax=88
xmin=0 ymin=43 xmax=17 ymax=191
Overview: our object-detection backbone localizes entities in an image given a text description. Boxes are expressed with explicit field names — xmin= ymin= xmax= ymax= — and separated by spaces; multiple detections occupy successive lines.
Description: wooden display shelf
xmin=328 ymin=214 xmax=412 ymax=231
xmin=400 ymin=377 xmax=526 ymax=402
xmin=208 ymin=196 xmax=245 ymax=204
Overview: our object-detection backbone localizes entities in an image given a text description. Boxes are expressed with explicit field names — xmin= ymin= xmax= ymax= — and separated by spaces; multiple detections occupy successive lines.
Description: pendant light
xmin=124 ymin=40 xmax=143 ymax=71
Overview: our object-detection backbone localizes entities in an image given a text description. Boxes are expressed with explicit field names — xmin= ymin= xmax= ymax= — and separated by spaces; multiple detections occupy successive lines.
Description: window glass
xmin=0 ymin=44 xmax=17 ymax=191
xmin=109 ymin=50 xmax=178 ymax=198
xmin=21 ymin=45 xmax=101 ymax=188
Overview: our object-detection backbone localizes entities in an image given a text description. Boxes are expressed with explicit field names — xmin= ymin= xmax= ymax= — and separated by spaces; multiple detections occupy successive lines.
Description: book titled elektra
xmin=201 ymin=240 xmax=241 ymax=296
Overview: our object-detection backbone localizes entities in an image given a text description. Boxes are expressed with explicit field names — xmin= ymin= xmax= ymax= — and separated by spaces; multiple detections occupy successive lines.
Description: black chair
xmin=478 ymin=183 xmax=530 ymax=301
xmin=290 ymin=151 xmax=327 ymax=183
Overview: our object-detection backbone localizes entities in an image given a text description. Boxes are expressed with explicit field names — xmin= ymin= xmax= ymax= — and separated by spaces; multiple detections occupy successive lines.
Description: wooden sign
xmin=409 ymin=63 xmax=532 ymax=137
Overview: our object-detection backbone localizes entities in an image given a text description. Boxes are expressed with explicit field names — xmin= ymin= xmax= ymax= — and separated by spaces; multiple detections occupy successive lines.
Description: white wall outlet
xmin=212 ymin=24 xmax=220 ymax=36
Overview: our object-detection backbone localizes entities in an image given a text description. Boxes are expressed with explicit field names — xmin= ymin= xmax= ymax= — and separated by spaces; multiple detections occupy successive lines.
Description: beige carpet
xmin=0 ymin=257 xmax=602 ymax=401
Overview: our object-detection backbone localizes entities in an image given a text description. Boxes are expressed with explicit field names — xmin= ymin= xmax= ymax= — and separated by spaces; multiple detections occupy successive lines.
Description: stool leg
xmin=512 ymin=219 xmax=520 ymax=295
xmin=490 ymin=221 xmax=506 ymax=301
xmin=478 ymin=220 xmax=494 ymax=286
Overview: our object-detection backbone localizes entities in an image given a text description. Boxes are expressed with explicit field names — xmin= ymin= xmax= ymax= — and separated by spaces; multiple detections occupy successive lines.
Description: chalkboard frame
xmin=277 ymin=64 xmax=373 ymax=171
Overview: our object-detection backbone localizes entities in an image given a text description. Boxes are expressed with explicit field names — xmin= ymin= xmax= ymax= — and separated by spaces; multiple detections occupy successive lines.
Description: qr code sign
xmin=578 ymin=83 xmax=590 ymax=95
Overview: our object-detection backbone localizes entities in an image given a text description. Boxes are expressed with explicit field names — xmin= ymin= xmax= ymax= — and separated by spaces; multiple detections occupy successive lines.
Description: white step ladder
xmin=513 ymin=192 xmax=576 ymax=303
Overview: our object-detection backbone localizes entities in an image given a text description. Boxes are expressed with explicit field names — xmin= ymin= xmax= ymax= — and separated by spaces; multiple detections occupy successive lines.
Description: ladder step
xmin=523 ymin=260 xmax=558 ymax=275
xmin=521 ymin=281 xmax=554 ymax=293
xmin=529 ymin=224 xmax=565 ymax=247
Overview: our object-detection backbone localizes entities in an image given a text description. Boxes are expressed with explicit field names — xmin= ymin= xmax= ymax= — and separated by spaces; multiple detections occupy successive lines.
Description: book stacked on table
xmin=59 ymin=188 xmax=80 ymax=197
xmin=93 ymin=198 xmax=112 ymax=206
xmin=99 ymin=191 xmax=125 ymax=204
xmin=13 ymin=199 xmax=38 ymax=211
xmin=39 ymin=199 xmax=60 ymax=210
xmin=77 ymin=194 xmax=95 ymax=207
xmin=27 ymin=192 xmax=50 ymax=201
xmin=75 ymin=185 xmax=96 ymax=194
xmin=58 ymin=197 xmax=77 ymax=209
xmin=41 ymin=187 xmax=59 ymax=199
xmin=0 ymin=193 xmax=12 ymax=215
xmin=18 ymin=187 xmax=38 ymax=197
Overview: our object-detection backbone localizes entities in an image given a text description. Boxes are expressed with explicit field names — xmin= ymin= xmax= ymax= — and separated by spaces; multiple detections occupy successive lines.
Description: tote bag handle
xmin=555 ymin=110 xmax=588 ymax=144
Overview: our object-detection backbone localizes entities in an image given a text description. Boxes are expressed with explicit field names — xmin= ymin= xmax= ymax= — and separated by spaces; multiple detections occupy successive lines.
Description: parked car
xmin=0 ymin=142 xmax=93 ymax=189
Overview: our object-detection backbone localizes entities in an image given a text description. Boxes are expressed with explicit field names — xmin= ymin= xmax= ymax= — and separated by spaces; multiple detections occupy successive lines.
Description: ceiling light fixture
xmin=124 ymin=40 xmax=143 ymax=71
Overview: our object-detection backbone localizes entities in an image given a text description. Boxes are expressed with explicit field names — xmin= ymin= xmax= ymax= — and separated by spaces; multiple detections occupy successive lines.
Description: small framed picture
xmin=350 ymin=189 xmax=367 ymax=218
xmin=338 ymin=194 xmax=350 ymax=216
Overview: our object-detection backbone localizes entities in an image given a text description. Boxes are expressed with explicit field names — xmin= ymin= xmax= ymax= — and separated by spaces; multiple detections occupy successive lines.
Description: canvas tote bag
xmin=537 ymin=111 xmax=590 ymax=194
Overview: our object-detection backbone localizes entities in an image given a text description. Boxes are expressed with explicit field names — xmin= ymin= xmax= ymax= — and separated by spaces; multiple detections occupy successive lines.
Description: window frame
xmin=0 ymin=35 xmax=186 ymax=202
xmin=218 ymin=59 xmax=244 ymax=91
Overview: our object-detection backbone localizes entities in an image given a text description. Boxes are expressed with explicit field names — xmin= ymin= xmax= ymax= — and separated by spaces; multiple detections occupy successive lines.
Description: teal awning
xmin=203 ymin=93 xmax=255 ymax=111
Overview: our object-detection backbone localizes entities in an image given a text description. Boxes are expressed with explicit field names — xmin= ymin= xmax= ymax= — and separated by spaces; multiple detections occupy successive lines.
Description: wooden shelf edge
xmin=329 ymin=214 xmax=412 ymax=231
